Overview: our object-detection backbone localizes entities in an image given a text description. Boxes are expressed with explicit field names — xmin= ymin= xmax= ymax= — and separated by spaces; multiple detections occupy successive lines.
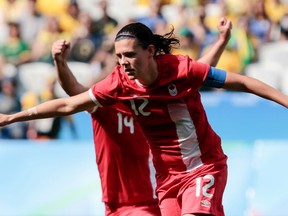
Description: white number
xmin=195 ymin=174 xmax=215 ymax=198
xmin=129 ymin=98 xmax=151 ymax=116
xmin=117 ymin=112 xmax=135 ymax=134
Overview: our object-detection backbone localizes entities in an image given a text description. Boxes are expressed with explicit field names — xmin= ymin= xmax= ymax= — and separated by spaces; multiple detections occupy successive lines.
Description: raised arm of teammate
xmin=52 ymin=41 xmax=87 ymax=96
xmin=52 ymin=40 xmax=116 ymax=95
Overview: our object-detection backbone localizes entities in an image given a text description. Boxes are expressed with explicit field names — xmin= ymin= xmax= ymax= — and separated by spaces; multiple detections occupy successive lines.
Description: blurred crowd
xmin=0 ymin=0 xmax=288 ymax=139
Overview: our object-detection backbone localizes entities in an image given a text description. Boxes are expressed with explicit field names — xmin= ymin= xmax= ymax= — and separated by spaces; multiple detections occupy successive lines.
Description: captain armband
xmin=27 ymin=107 xmax=38 ymax=116
xmin=203 ymin=67 xmax=227 ymax=88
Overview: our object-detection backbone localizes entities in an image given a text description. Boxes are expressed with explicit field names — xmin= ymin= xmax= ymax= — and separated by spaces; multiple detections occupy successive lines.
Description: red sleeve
xmin=89 ymin=68 xmax=120 ymax=106
xmin=186 ymin=58 xmax=210 ymax=90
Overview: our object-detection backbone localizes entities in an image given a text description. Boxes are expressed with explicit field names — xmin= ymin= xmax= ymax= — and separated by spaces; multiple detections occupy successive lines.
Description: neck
xmin=137 ymin=60 xmax=158 ymax=86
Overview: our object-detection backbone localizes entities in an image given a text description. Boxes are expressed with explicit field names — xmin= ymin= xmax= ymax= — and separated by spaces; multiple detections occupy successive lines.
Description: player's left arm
xmin=203 ymin=68 xmax=288 ymax=108
xmin=223 ymin=72 xmax=288 ymax=108
xmin=197 ymin=17 xmax=232 ymax=67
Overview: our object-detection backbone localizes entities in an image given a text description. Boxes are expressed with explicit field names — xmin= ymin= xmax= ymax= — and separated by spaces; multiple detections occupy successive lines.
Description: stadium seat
xmin=257 ymin=41 xmax=288 ymax=94
xmin=17 ymin=62 xmax=55 ymax=95
xmin=279 ymin=68 xmax=288 ymax=95
xmin=244 ymin=61 xmax=283 ymax=91
xmin=258 ymin=41 xmax=288 ymax=66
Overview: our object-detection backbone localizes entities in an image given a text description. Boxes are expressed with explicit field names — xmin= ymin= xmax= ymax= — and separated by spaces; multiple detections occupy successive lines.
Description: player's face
xmin=115 ymin=38 xmax=154 ymax=81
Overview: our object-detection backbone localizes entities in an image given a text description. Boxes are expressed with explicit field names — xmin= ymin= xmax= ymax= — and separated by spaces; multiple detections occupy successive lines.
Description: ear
xmin=147 ymin=44 xmax=156 ymax=57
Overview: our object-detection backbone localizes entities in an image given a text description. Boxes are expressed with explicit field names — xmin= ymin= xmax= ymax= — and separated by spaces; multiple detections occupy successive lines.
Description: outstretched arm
xmin=223 ymin=72 xmax=288 ymax=108
xmin=197 ymin=17 xmax=232 ymax=66
xmin=0 ymin=91 xmax=95 ymax=127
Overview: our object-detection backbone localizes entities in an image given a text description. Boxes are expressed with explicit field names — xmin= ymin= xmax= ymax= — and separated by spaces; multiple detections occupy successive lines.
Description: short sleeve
xmin=89 ymin=69 xmax=120 ymax=107
xmin=186 ymin=59 xmax=210 ymax=89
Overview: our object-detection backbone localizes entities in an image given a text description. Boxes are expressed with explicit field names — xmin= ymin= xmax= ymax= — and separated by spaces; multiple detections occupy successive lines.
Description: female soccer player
xmin=50 ymin=17 xmax=231 ymax=216
xmin=1 ymin=19 xmax=287 ymax=216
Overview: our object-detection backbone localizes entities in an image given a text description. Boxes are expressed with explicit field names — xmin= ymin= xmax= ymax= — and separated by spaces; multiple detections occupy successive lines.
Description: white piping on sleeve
xmin=88 ymin=89 xmax=103 ymax=107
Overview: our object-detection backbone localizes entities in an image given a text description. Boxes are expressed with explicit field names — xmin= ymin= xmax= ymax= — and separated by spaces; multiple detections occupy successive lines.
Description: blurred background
xmin=0 ymin=0 xmax=288 ymax=215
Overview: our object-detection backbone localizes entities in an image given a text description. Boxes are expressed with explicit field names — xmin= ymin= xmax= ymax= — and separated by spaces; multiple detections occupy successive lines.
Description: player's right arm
xmin=52 ymin=40 xmax=88 ymax=96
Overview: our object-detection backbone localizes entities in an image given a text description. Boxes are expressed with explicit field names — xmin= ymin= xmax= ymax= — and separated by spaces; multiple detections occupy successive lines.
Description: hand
xmin=0 ymin=114 xmax=10 ymax=127
xmin=51 ymin=39 xmax=71 ymax=62
xmin=217 ymin=17 xmax=232 ymax=43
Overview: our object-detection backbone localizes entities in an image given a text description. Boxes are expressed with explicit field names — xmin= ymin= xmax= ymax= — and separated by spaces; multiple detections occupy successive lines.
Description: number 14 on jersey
xmin=117 ymin=112 xmax=135 ymax=134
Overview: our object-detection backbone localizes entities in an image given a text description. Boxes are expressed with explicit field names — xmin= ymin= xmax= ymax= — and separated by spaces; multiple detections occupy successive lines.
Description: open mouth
xmin=125 ymin=70 xmax=136 ymax=79
xmin=125 ymin=70 xmax=135 ymax=76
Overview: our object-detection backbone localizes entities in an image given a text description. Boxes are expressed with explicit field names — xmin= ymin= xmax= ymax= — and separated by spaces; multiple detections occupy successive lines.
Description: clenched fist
xmin=217 ymin=17 xmax=232 ymax=43
xmin=51 ymin=39 xmax=71 ymax=62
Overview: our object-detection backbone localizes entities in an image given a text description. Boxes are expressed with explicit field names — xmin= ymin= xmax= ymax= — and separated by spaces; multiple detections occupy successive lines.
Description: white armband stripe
xmin=88 ymin=89 xmax=103 ymax=107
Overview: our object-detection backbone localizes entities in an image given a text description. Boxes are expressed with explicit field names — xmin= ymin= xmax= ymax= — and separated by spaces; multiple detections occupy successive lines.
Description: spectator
xmin=135 ymin=0 xmax=167 ymax=33
xmin=35 ymin=0 xmax=70 ymax=17
xmin=58 ymin=0 xmax=81 ymax=35
xmin=264 ymin=0 xmax=288 ymax=24
xmin=172 ymin=27 xmax=199 ymax=60
xmin=0 ymin=21 xmax=31 ymax=79
xmin=90 ymin=0 xmax=118 ymax=49
xmin=0 ymin=0 xmax=26 ymax=23
xmin=0 ymin=76 xmax=27 ymax=139
xmin=247 ymin=0 xmax=273 ymax=48
xmin=19 ymin=0 xmax=46 ymax=47
xmin=191 ymin=5 xmax=219 ymax=58
xmin=30 ymin=16 xmax=71 ymax=63
xmin=69 ymin=11 xmax=98 ymax=62
xmin=246 ymin=13 xmax=288 ymax=94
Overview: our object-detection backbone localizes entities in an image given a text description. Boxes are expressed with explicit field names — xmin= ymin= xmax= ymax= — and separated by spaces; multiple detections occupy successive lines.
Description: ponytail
xmin=152 ymin=27 xmax=180 ymax=55
xmin=115 ymin=22 xmax=180 ymax=55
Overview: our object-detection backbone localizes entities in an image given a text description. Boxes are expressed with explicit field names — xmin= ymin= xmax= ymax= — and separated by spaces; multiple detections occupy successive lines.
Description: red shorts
xmin=156 ymin=159 xmax=227 ymax=216
xmin=105 ymin=199 xmax=161 ymax=216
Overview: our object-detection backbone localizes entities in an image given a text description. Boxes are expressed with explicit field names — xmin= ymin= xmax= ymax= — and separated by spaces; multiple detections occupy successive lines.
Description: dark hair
xmin=115 ymin=22 xmax=180 ymax=55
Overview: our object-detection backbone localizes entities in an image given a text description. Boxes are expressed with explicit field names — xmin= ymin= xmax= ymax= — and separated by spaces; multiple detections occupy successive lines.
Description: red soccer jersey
xmin=90 ymin=103 xmax=156 ymax=204
xmin=89 ymin=54 xmax=227 ymax=175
